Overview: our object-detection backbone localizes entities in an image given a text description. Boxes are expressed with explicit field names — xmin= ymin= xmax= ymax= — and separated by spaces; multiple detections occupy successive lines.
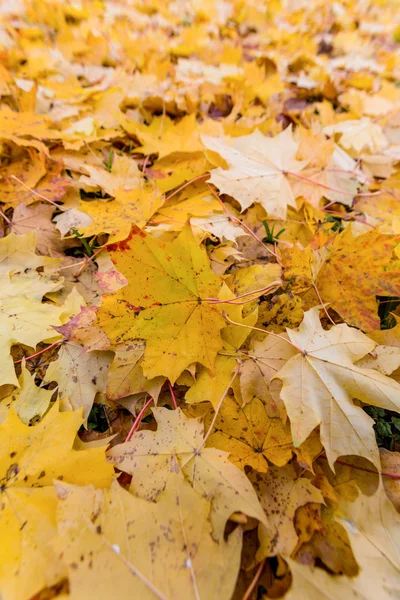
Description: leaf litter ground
xmin=0 ymin=0 xmax=400 ymax=599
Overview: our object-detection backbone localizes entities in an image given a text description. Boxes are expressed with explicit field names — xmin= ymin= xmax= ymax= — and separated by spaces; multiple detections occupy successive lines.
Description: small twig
xmin=312 ymin=284 xmax=335 ymax=326
xmin=241 ymin=559 xmax=266 ymax=600
xmin=204 ymin=281 xmax=281 ymax=305
xmin=168 ymin=380 xmax=178 ymax=409
xmin=320 ymin=456 xmax=400 ymax=480
xmin=73 ymin=245 xmax=106 ymax=278
xmin=196 ymin=364 xmax=241 ymax=452
xmin=0 ymin=209 xmax=11 ymax=224
xmin=207 ymin=184 xmax=280 ymax=260
xmin=164 ymin=173 xmax=210 ymax=202
xmin=223 ymin=314 xmax=305 ymax=355
xmin=10 ymin=175 xmax=60 ymax=208
xmin=125 ymin=397 xmax=154 ymax=442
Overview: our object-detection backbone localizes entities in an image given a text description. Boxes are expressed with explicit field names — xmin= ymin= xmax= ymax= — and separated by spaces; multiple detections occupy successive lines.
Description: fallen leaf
xmin=107 ymin=407 xmax=267 ymax=540
xmin=249 ymin=464 xmax=324 ymax=560
xmin=43 ymin=342 xmax=112 ymax=420
xmin=203 ymin=126 xmax=307 ymax=218
xmin=53 ymin=472 xmax=242 ymax=600
xmin=96 ymin=224 xmax=226 ymax=382
xmin=275 ymin=307 xmax=400 ymax=468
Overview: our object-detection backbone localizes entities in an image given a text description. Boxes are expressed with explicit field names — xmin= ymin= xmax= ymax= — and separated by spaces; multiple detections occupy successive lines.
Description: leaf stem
xmin=13 ymin=340 xmax=64 ymax=364
xmin=125 ymin=397 xmax=154 ymax=442
xmin=223 ymin=314 xmax=305 ymax=355
xmin=168 ymin=380 xmax=178 ymax=409
xmin=10 ymin=175 xmax=61 ymax=208
xmin=320 ymin=456 xmax=400 ymax=480
xmin=204 ymin=281 xmax=282 ymax=305
xmin=207 ymin=184 xmax=280 ymax=260
xmin=241 ymin=558 xmax=266 ymax=600
xmin=164 ymin=173 xmax=210 ymax=202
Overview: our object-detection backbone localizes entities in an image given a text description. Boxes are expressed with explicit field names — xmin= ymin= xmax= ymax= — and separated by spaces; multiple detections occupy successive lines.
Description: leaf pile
xmin=0 ymin=0 xmax=400 ymax=599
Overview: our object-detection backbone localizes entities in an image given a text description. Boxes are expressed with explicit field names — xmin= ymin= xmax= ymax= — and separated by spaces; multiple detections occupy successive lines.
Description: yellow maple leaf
xmin=249 ymin=464 xmax=324 ymax=560
xmin=204 ymin=395 xmax=297 ymax=472
xmin=107 ymin=407 xmax=267 ymax=540
xmin=53 ymin=472 xmax=241 ymax=600
xmin=0 ymin=361 xmax=53 ymax=424
xmin=43 ymin=342 xmax=112 ymax=420
xmin=79 ymin=184 xmax=164 ymax=244
xmin=97 ymin=224 xmax=226 ymax=382
xmin=285 ymin=486 xmax=400 ymax=600
xmin=121 ymin=113 xmax=204 ymax=158
xmin=0 ymin=402 xmax=113 ymax=600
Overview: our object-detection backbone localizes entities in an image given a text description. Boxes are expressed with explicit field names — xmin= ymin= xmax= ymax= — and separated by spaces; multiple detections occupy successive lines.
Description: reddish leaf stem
xmin=10 ymin=175 xmax=61 ymax=208
xmin=73 ymin=245 xmax=106 ymax=277
xmin=168 ymin=380 xmax=178 ymax=409
xmin=164 ymin=173 xmax=210 ymax=202
xmin=241 ymin=559 xmax=266 ymax=600
xmin=13 ymin=340 xmax=64 ymax=364
xmin=207 ymin=184 xmax=280 ymax=259
xmin=320 ymin=456 xmax=400 ymax=480
xmin=204 ymin=281 xmax=281 ymax=305
xmin=125 ymin=397 xmax=154 ymax=442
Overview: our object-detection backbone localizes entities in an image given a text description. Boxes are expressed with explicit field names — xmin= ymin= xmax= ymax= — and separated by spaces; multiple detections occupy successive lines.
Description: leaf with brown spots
xmin=107 ymin=406 xmax=267 ymax=540
xmin=249 ymin=464 xmax=324 ymax=560
xmin=53 ymin=472 xmax=242 ymax=600
xmin=204 ymin=395 xmax=303 ymax=473
xmin=96 ymin=223 xmax=227 ymax=383
xmin=0 ymin=402 xmax=113 ymax=600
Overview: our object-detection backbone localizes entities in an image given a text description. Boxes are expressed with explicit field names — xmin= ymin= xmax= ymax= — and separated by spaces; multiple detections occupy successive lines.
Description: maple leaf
xmin=0 ymin=403 xmax=113 ymax=600
xmin=283 ymin=227 xmax=400 ymax=331
xmin=202 ymin=126 xmax=307 ymax=218
xmin=96 ymin=224 xmax=226 ymax=382
xmin=249 ymin=464 xmax=324 ymax=560
xmin=78 ymin=184 xmax=164 ymax=244
xmin=190 ymin=214 xmax=249 ymax=243
xmin=274 ymin=307 xmax=400 ymax=468
xmin=313 ymin=228 xmax=400 ymax=331
xmin=0 ymin=150 xmax=47 ymax=208
xmin=43 ymin=342 xmax=112 ymax=420
xmin=323 ymin=118 xmax=388 ymax=154
xmin=285 ymin=486 xmax=400 ymax=600
xmin=0 ymin=271 xmax=83 ymax=386
xmin=150 ymin=185 xmax=222 ymax=229
xmin=107 ymin=341 xmax=165 ymax=401
xmin=1 ymin=361 xmax=53 ymax=424
xmin=204 ymin=395 xmax=310 ymax=473
xmin=294 ymin=504 xmax=359 ymax=576
xmin=0 ymin=107 xmax=53 ymax=154
xmin=107 ymin=407 xmax=267 ymax=540
xmin=0 ymin=231 xmax=59 ymax=274
xmin=11 ymin=204 xmax=65 ymax=256
xmin=78 ymin=155 xmax=141 ymax=195
xmin=240 ymin=334 xmax=298 ymax=414
xmin=53 ymin=472 xmax=241 ymax=600
xmin=121 ymin=113 xmax=204 ymax=158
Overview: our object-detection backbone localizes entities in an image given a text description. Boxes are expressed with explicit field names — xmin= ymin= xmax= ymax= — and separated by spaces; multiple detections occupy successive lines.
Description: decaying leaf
xmin=107 ymin=407 xmax=267 ymax=540
xmin=0 ymin=403 xmax=113 ymax=600
xmin=53 ymin=472 xmax=241 ymax=600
